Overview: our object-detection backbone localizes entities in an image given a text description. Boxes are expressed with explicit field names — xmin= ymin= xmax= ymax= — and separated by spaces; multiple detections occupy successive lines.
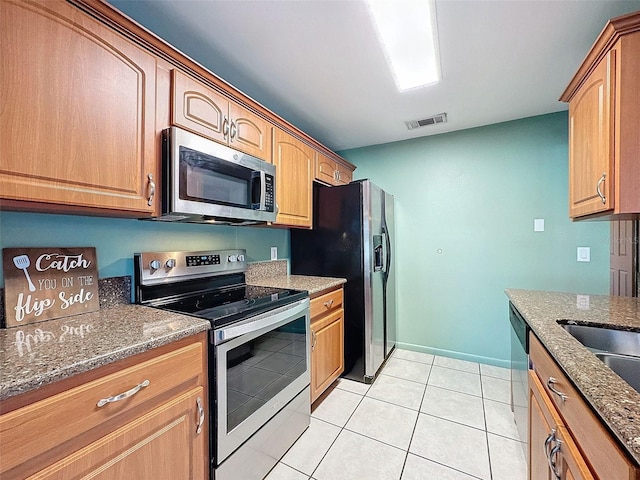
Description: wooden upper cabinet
xmin=561 ymin=12 xmax=640 ymax=218
xmin=568 ymin=52 xmax=614 ymax=217
xmin=0 ymin=0 xmax=158 ymax=216
xmin=315 ymin=151 xmax=354 ymax=186
xmin=272 ymin=128 xmax=314 ymax=228
xmin=171 ymin=69 xmax=272 ymax=161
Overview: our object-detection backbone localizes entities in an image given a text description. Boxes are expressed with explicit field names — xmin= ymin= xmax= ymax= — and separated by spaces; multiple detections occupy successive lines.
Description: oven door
xmin=214 ymin=298 xmax=310 ymax=464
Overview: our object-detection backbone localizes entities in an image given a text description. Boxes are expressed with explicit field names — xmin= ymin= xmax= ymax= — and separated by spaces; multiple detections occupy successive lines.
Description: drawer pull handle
xmin=547 ymin=377 xmax=568 ymax=402
xmin=323 ymin=299 xmax=334 ymax=309
xmin=196 ymin=396 xmax=205 ymax=435
xmin=97 ymin=379 xmax=150 ymax=408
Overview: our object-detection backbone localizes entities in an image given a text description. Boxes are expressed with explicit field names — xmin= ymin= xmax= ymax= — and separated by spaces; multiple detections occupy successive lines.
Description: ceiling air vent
xmin=405 ymin=113 xmax=447 ymax=130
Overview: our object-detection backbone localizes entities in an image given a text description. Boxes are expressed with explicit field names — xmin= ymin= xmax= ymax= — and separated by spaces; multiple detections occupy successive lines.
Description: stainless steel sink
xmin=594 ymin=353 xmax=640 ymax=392
xmin=560 ymin=323 xmax=640 ymax=357
xmin=559 ymin=322 xmax=640 ymax=392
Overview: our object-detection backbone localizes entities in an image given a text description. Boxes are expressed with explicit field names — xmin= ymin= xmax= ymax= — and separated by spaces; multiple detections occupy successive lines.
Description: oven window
xmin=225 ymin=315 xmax=307 ymax=432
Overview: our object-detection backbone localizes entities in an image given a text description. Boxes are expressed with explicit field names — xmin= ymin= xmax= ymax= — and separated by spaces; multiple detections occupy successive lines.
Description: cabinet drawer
xmin=310 ymin=288 xmax=343 ymax=319
xmin=0 ymin=341 xmax=203 ymax=477
xmin=530 ymin=334 xmax=636 ymax=480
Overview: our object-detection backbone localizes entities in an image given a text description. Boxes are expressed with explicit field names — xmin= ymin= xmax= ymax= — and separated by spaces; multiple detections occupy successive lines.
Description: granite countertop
xmin=0 ymin=304 xmax=210 ymax=401
xmin=246 ymin=259 xmax=346 ymax=296
xmin=249 ymin=274 xmax=346 ymax=296
xmin=505 ymin=289 xmax=640 ymax=465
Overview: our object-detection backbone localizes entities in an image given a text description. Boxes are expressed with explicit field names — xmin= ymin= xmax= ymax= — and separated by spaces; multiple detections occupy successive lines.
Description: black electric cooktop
xmin=158 ymin=284 xmax=308 ymax=328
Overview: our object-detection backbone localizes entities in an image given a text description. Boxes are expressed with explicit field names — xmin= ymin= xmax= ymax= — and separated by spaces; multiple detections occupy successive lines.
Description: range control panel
xmin=135 ymin=249 xmax=247 ymax=286
xmin=186 ymin=254 xmax=221 ymax=267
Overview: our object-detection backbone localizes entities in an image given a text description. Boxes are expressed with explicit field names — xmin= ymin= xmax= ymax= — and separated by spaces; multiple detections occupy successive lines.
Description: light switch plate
xmin=577 ymin=247 xmax=590 ymax=262
xmin=270 ymin=246 xmax=278 ymax=261
xmin=534 ymin=219 xmax=544 ymax=232
xmin=576 ymin=294 xmax=590 ymax=309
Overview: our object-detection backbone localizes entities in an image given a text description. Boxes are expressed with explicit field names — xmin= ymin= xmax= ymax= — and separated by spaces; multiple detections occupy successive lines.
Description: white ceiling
xmin=111 ymin=0 xmax=640 ymax=152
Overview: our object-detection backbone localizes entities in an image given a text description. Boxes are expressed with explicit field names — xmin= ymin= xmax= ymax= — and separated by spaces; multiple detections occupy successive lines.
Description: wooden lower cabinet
xmin=29 ymin=387 xmax=205 ymax=479
xmin=310 ymin=287 xmax=345 ymax=403
xmin=529 ymin=371 xmax=593 ymax=480
xmin=0 ymin=334 xmax=208 ymax=480
xmin=529 ymin=333 xmax=638 ymax=480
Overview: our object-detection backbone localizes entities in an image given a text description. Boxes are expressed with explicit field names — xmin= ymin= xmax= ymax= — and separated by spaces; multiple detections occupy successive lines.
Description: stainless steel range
xmin=134 ymin=249 xmax=310 ymax=480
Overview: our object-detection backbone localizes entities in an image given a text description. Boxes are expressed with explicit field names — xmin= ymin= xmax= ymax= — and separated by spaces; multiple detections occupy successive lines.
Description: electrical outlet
xmin=270 ymin=247 xmax=278 ymax=261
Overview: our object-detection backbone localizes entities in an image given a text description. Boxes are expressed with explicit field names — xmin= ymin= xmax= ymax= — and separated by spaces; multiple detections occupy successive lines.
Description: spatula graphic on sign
xmin=13 ymin=254 xmax=36 ymax=292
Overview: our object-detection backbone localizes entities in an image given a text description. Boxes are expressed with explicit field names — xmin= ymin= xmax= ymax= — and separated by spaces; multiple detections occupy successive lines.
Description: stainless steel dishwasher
xmin=509 ymin=302 xmax=530 ymax=459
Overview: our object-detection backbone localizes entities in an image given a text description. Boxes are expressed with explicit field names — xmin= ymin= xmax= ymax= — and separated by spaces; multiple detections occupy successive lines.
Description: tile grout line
xmin=480 ymin=371 xmax=495 ymax=480
xmin=307 ymin=385 xmax=368 ymax=480
xmin=398 ymin=355 xmax=433 ymax=480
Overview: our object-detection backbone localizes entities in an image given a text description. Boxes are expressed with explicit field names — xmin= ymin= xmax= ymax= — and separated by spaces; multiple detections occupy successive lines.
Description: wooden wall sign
xmin=2 ymin=247 xmax=100 ymax=327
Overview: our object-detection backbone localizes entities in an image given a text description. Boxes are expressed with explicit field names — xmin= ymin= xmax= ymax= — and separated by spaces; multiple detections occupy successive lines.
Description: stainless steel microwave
xmin=157 ymin=127 xmax=276 ymax=224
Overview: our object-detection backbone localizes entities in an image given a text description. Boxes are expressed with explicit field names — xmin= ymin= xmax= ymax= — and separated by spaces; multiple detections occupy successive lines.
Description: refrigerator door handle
xmin=373 ymin=234 xmax=384 ymax=272
xmin=381 ymin=231 xmax=388 ymax=273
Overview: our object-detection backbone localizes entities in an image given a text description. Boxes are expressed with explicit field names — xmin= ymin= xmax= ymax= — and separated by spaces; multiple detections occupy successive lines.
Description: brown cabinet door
xmin=171 ymin=69 xmax=229 ymax=145
xmin=315 ymin=152 xmax=338 ymax=185
xmin=272 ymin=128 xmax=313 ymax=228
xmin=311 ymin=309 xmax=344 ymax=403
xmin=0 ymin=0 xmax=157 ymax=216
xmin=529 ymin=371 xmax=556 ymax=480
xmin=336 ymin=163 xmax=353 ymax=185
xmin=31 ymin=387 xmax=207 ymax=480
xmin=229 ymin=102 xmax=272 ymax=161
xmin=529 ymin=371 xmax=594 ymax=480
xmin=568 ymin=51 xmax=614 ymax=218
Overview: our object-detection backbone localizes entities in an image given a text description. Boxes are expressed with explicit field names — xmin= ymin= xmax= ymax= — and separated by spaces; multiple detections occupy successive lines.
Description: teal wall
xmin=340 ymin=112 xmax=610 ymax=366
xmin=0 ymin=212 xmax=289 ymax=287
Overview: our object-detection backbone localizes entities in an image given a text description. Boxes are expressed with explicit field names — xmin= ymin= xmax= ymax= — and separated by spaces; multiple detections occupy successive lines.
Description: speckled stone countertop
xmin=506 ymin=289 xmax=640 ymax=465
xmin=246 ymin=260 xmax=346 ymax=296
xmin=0 ymin=277 xmax=210 ymax=401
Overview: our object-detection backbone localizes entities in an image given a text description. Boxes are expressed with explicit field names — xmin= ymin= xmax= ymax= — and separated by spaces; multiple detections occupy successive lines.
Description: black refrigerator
xmin=290 ymin=180 xmax=396 ymax=383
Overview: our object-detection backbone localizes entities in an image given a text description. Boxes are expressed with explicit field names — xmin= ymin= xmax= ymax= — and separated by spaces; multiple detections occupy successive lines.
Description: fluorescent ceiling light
xmin=366 ymin=0 xmax=441 ymax=92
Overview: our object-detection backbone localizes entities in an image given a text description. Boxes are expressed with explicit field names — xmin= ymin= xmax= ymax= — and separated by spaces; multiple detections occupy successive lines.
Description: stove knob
xmin=228 ymin=255 xmax=238 ymax=262
xmin=149 ymin=260 xmax=161 ymax=270
xmin=238 ymin=254 xmax=245 ymax=262
xmin=165 ymin=258 xmax=176 ymax=269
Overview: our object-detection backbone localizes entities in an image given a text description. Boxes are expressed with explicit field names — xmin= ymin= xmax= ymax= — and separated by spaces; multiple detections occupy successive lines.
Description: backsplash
xmin=0 ymin=276 xmax=131 ymax=327
xmin=245 ymin=260 xmax=288 ymax=283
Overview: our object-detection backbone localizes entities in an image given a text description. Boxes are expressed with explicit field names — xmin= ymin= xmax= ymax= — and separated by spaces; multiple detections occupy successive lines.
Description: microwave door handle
xmin=260 ymin=171 xmax=266 ymax=210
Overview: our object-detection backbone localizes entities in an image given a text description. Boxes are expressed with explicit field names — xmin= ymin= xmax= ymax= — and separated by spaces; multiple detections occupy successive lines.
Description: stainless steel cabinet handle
xmin=147 ymin=174 xmax=155 ymax=207
xmin=548 ymin=441 xmax=562 ymax=480
xmin=543 ymin=430 xmax=555 ymax=458
xmin=547 ymin=377 xmax=568 ymax=402
xmin=323 ymin=299 xmax=334 ymax=309
xmin=223 ymin=117 xmax=230 ymax=138
xmin=196 ymin=396 xmax=204 ymax=435
xmin=311 ymin=329 xmax=317 ymax=351
xmin=230 ymin=121 xmax=237 ymax=141
xmin=97 ymin=379 xmax=150 ymax=407
xmin=596 ymin=173 xmax=606 ymax=204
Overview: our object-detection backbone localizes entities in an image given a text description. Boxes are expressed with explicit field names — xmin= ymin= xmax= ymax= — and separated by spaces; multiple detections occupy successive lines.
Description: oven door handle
xmin=214 ymin=298 xmax=310 ymax=345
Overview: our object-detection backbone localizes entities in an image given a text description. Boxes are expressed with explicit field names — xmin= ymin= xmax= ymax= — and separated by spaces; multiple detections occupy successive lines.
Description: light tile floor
xmin=265 ymin=349 xmax=527 ymax=480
